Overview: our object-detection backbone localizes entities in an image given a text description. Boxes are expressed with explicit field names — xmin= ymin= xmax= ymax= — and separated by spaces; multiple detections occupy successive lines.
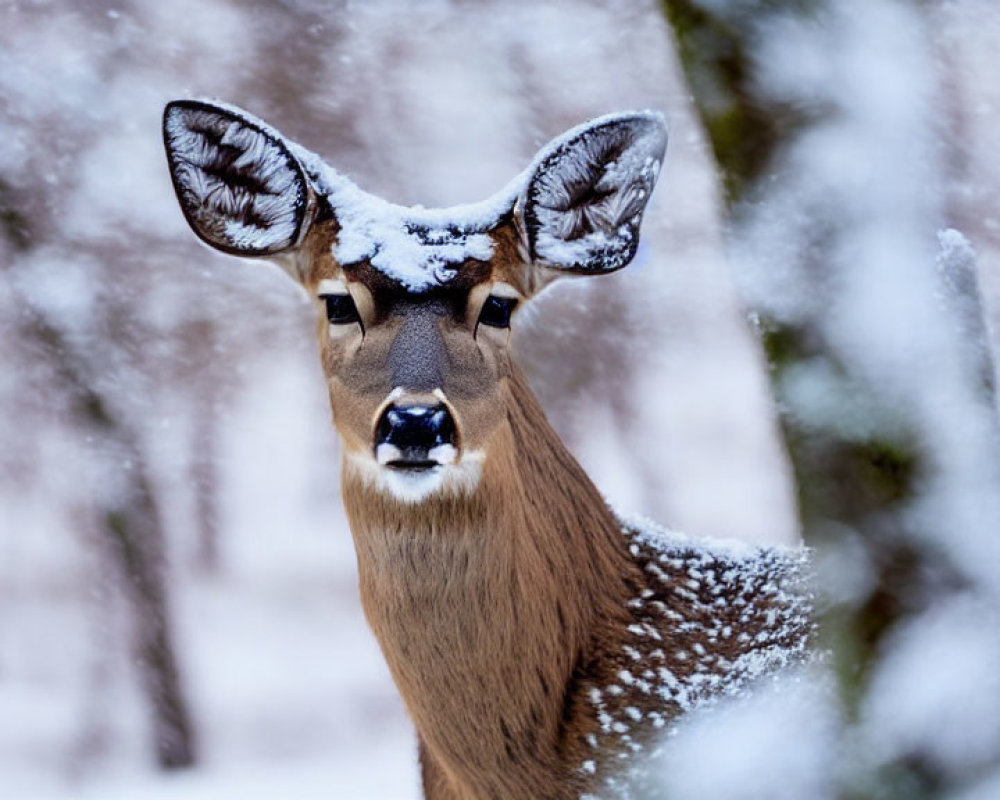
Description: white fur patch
xmin=317 ymin=278 xmax=348 ymax=296
xmin=347 ymin=451 xmax=484 ymax=504
xmin=428 ymin=443 xmax=458 ymax=465
xmin=374 ymin=442 xmax=457 ymax=467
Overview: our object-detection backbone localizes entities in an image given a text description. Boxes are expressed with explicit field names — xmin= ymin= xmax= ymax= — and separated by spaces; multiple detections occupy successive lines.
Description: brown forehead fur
xmin=299 ymin=213 xmax=529 ymax=305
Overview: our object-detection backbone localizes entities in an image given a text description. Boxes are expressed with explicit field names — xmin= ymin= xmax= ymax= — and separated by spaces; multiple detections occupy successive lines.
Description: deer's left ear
xmin=163 ymin=100 xmax=316 ymax=257
xmin=516 ymin=112 xmax=667 ymax=276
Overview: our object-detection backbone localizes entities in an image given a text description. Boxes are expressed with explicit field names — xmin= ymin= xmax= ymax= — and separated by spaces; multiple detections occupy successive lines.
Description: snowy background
xmin=1 ymin=0 xmax=999 ymax=798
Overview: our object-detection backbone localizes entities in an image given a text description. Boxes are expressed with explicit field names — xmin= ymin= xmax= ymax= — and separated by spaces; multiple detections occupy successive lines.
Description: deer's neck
xmin=341 ymin=369 xmax=635 ymax=798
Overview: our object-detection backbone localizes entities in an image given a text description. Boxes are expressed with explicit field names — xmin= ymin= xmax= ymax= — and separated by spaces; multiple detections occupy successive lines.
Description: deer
xmin=162 ymin=99 xmax=813 ymax=800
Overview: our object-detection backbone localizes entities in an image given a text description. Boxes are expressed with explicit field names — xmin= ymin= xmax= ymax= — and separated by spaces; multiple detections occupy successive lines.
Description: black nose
xmin=374 ymin=404 xmax=456 ymax=469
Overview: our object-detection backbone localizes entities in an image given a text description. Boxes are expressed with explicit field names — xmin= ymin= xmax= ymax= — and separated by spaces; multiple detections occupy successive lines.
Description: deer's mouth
xmin=386 ymin=460 xmax=437 ymax=472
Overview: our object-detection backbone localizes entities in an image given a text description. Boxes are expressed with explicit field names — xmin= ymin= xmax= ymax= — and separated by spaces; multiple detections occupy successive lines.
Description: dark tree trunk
xmin=103 ymin=454 xmax=197 ymax=769
xmin=191 ymin=377 xmax=221 ymax=574
xmin=24 ymin=307 xmax=198 ymax=770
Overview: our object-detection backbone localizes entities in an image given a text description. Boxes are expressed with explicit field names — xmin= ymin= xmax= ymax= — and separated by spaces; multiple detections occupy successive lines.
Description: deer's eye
xmin=323 ymin=293 xmax=360 ymax=325
xmin=478 ymin=295 xmax=518 ymax=329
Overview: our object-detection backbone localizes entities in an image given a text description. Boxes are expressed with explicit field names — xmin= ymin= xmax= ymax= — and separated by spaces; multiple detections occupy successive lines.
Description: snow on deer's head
xmin=163 ymin=99 xmax=666 ymax=503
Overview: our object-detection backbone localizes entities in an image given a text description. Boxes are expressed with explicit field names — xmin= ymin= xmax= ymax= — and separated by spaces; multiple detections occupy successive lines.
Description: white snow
xmin=302 ymin=153 xmax=511 ymax=291
xmin=649 ymin=666 xmax=836 ymax=800
xmin=577 ymin=513 xmax=813 ymax=791
xmin=862 ymin=594 xmax=1000 ymax=774
xmin=619 ymin=509 xmax=767 ymax=563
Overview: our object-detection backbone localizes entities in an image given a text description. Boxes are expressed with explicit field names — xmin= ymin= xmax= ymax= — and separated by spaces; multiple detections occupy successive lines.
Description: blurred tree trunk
xmin=3 ymin=167 xmax=197 ymax=768
xmin=933 ymin=0 xmax=1000 ymax=406
xmin=186 ymin=318 xmax=221 ymax=574
xmin=191 ymin=397 xmax=220 ymax=573
xmin=102 ymin=439 xmax=198 ymax=770
xmin=8 ymin=270 xmax=198 ymax=770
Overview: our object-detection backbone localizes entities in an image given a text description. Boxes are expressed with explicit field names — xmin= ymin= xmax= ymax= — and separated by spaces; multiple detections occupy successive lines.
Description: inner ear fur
xmin=163 ymin=99 xmax=316 ymax=257
xmin=517 ymin=111 xmax=667 ymax=276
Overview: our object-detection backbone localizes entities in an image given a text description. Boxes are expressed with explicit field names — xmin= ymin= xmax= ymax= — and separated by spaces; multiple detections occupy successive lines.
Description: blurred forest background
xmin=1 ymin=0 xmax=999 ymax=798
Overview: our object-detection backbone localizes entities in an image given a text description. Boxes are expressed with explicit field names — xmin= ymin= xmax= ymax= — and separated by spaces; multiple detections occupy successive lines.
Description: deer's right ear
xmin=163 ymin=100 xmax=316 ymax=257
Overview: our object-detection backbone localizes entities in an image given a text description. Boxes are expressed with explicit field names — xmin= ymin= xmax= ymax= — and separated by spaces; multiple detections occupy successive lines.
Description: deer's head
xmin=163 ymin=100 xmax=666 ymax=503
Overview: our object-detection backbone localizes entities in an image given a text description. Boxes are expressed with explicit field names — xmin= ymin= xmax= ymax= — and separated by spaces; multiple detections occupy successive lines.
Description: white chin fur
xmin=348 ymin=451 xmax=483 ymax=503
xmin=381 ymin=467 xmax=448 ymax=504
